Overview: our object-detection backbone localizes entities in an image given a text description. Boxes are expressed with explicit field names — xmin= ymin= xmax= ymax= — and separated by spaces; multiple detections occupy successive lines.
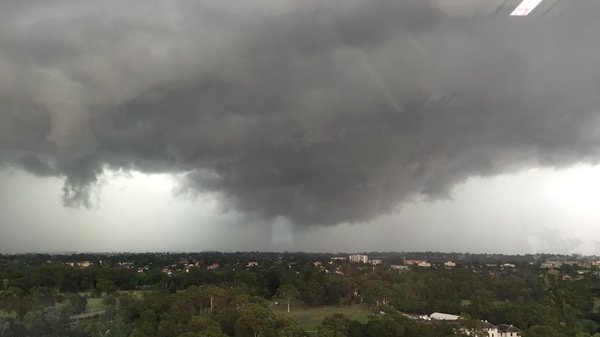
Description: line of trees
xmin=1 ymin=254 xmax=599 ymax=337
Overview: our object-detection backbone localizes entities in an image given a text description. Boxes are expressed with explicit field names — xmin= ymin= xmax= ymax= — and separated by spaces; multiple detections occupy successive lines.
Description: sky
xmin=1 ymin=0 xmax=600 ymax=254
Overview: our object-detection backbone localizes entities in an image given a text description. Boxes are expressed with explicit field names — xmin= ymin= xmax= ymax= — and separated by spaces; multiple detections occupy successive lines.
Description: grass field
xmin=118 ymin=290 xmax=147 ymax=298
xmin=0 ymin=310 xmax=17 ymax=318
xmin=85 ymin=297 xmax=106 ymax=312
xmin=272 ymin=303 xmax=372 ymax=331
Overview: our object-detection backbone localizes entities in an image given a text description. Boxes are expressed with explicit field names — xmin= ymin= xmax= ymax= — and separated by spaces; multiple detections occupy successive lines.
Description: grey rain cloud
xmin=2 ymin=0 xmax=600 ymax=225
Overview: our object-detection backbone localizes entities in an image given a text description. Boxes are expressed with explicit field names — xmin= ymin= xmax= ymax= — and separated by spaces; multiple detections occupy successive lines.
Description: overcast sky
xmin=1 ymin=0 xmax=600 ymax=254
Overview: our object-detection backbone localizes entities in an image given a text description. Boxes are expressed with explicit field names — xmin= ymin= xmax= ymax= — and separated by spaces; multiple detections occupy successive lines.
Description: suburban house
xmin=207 ymin=263 xmax=220 ymax=270
xmin=77 ymin=261 xmax=93 ymax=268
xmin=541 ymin=259 xmax=582 ymax=268
xmin=497 ymin=324 xmax=522 ymax=337
xmin=444 ymin=261 xmax=456 ymax=268
xmin=484 ymin=322 xmax=522 ymax=337
xmin=541 ymin=260 xmax=563 ymax=268
xmin=420 ymin=313 xmax=521 ymax=337
xmin=404 ymin=258 xmax=427 ymax=265
xmin=404 ymin=258 xmax=431 ymax=267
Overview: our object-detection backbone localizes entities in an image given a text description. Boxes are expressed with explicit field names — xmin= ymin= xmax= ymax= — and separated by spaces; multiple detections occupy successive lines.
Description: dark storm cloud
xmin=15 ymin=154 xmax=57 ymax=177
xmin=2 ymin=0 xmax=600 ymax=225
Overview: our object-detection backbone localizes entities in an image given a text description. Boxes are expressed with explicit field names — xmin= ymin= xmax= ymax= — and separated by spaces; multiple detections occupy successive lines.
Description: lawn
xmin=85 ymin=297 xmax=106 ymax=312
xmin=272 ymin=303 xmax=372 ymax=331
xmin=118 ymin=290 xmax=147 ymax=298
xmin=0 ymin=310 xmax=16 ymax=318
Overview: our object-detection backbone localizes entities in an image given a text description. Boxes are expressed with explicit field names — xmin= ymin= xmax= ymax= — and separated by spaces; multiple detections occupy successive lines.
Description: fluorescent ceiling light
xmin=511 ymin=0 xmax=544 ymax=15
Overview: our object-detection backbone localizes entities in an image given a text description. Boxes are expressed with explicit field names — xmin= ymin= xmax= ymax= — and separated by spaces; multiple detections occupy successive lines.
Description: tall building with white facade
xmin=349 ymin=254 xmax=368 ymax=263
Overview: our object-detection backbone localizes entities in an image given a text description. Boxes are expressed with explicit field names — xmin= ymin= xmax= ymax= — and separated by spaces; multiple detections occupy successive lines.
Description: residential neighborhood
xmin=0 ymin=251 xmax=597 ymax=336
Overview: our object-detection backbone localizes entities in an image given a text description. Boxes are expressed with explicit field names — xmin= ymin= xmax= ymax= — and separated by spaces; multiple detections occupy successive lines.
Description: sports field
xmin=272 ymin=303 xmax=371 ymax=330
xmin=85 ymin=297 xmax=105 ymax=311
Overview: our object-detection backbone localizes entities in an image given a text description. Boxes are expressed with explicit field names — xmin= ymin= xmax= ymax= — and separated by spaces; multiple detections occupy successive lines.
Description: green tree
xmin=139 ymin=309 xmax=158 ymax=333
xmin=469 ymin=289 xmax=495 ymax=319
xmin=179 ymin=334 xmax=201 ymax=337
xmin=318 ymin=313 xmax=351 ymax=337
xmin=237 ymin=304 xmax=277 ymax=337
xmin=276 ymin=284 xmax=300 ymax=313
xmin=280 ymin=325 xmax=309 ymax=337
xmin=197 ymin=327 xmax=228 ymax=337
xmin=42 ymin=302 xmax=73 ymax=335
xmin=0 ymin=287 xmax=30 ymax=319
xmin=213 ymin=307 xmax=241 ymax=336
xmin=129 ymin=329 xmax=150 ymax=337
xmin=202 ymin=285 xmax=226 ymax=311
xmin=97 ymin=278 xmax=118 ymax=294
xmin=62 ymin=293 xmax=87 ymax=314
xmin=362 ymin=280 xmax=394 ymax=306
xmin=364 ymin=316 xmax=404 ymax=337
xmin=523 ymin=325 xmax=568 ymax=337
xmin=23 ymin=310 xmax=46 ymax=336
xmin=303 ymin=281 xmax=326 ymax=307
